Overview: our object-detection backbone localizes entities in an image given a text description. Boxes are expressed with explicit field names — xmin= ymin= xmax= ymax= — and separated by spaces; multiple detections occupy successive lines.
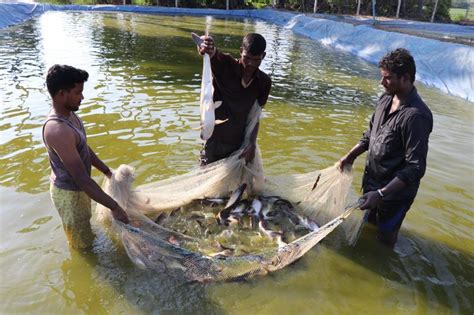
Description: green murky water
xmin=1 ymin=11 xmax=473 ymax=314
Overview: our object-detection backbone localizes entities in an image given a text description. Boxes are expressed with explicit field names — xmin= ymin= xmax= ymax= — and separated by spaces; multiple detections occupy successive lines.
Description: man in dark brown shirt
xmin=198 ymin=33 xmax=272 ymax=165
xmin=339 ymin=48 xmax=433 ymax=247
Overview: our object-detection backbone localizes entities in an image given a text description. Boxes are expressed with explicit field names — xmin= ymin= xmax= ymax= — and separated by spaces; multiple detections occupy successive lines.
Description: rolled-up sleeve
xmin=258 ymin=76 xmax=272 ymax=107
xmin=359 ymin=113 xmax=374 ymax=150
xmin=396 ymin=113 xmax=432 ymax=184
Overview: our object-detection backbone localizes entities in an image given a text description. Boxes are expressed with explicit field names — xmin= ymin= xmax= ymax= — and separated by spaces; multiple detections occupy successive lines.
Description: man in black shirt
xmin=198 ymin=33 xmax=272 ymax=165
xmin=339 ymin=48 xmax=433 ymax=247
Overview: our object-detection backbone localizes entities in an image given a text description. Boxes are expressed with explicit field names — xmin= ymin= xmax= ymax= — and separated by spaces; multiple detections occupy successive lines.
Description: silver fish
xmin=216 ymin=184 xmax=248 ymax=225
xmin=119 ymin=206 xmax=357 ymax=282
xmin=191 ymin=32 xmax=224 ymax=140
xmin=224 ymin=183 xmax=247 ymax=209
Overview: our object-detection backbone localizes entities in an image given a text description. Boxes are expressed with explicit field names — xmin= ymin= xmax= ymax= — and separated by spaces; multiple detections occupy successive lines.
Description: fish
xmin=259 ymin=195 xmax=284 ymax=203
xmin=153 ymin=207 xmax=181 ymax=224
xmin=249 ymin=197 xmax=263 ymax=215
xmin=269 ymin=200 xmax=319 ymax=232
xmin=249 ymin=197 xmax=263 ymax=229
xmin=217 ymin=201 xmax=248 ymax=226
xmin=299 ymin=216 xmax=319 ymax=232
xmin=311 ymin=174 xmax=321 ymax=191
xmin=260 ymin=202 xmax=276 ymax=221
xmin=191 ymin=32 xmax=226 ymax=140
xmin=154 ymin=212 xmax=167 ymax=224
xmin=258 ymin=220 xmax=282 ymax=238
xmin=118 ymin=202 xmax=358 ymax=282
xmin=216 ymin=184 xmax=248 ymax=225
xmin=225 ymin=215 xmax=240 ymax=226
xmin=258 ymin=220 xmax=286 ymax=248
xmin=199 ymin=197 xmax=227 ymax=207
xmin=224 ymin=183 xmax=247 ymax=209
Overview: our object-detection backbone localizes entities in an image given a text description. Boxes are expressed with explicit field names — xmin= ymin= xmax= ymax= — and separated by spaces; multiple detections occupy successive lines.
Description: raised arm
xmin=198 ymin=35 xmax=216 ymax=58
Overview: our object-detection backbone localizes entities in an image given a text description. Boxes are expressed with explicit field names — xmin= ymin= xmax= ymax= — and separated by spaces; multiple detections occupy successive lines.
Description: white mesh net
xmin=95 ymin=102 xmax=364 ymax=282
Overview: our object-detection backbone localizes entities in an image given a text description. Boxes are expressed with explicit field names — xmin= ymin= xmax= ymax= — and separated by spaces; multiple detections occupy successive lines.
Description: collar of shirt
xmin=236 ymin=57 xmax=261 ymax=81
xmin=399 ymin=86 xmax=419 ymax=108
xmin=383 ymin=86 xmax=418 ymax=115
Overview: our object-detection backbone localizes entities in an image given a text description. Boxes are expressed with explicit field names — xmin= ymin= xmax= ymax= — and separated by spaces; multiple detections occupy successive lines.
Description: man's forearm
xmin=75 ymin=174 xmax=118 ymax=210
xmin=249 ymin=123 xmax=259 ymax=146
xmin=89 ymin=147 xmax=110 ymax=174
xmin=347 ymin=143 xmax=366 ymax=161
xmin=378 ymin=177 xmax=407 ymax=197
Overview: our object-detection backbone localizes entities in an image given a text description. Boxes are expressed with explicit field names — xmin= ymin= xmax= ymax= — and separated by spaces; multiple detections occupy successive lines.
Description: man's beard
xmin=65 ymin=104 xmax=79 ymax=112
xmin=383 ymin=85 xmax=397 ymax=95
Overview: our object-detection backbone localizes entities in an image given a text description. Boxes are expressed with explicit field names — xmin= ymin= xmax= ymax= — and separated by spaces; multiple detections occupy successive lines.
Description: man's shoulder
xmin=406 ymin=92 xmax=432 ymax=121
xmin=44 ymin=119 xmax=74 ymax=139
xmin=257 ymin=69 xmax=271 ymax=85
xmin=375 ymin=92 xmax=391 ymax=109
xmin=401 ymin=103 xmax=433 ymax=133
xmin=214 ymin=50 xmax=238 ymax=63
xmin=378 ymin=92 xmax=391 ymax=101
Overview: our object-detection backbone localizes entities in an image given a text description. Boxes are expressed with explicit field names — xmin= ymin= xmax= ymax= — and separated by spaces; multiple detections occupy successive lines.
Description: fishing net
xmin=95 ymin=102 xmax=364 ymax=282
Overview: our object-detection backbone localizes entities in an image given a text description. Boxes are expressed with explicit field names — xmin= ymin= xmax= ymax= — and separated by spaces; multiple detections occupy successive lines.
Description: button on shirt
xmin=360 ymin=87 xmax=433 ymax=203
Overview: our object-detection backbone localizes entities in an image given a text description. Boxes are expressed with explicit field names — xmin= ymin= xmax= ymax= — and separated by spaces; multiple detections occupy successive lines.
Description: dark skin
xmin=44 ymin=82 xmax=129 ymax=224
xmin=198 ymin=35 xmax=265 ymax=164
xmin=339 ymin=68 xmax=413 ymax=210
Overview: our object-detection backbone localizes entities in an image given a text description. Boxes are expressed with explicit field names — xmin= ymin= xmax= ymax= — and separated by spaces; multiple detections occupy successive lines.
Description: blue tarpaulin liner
xmin=1 ymin=2 xmax=473 ymax=101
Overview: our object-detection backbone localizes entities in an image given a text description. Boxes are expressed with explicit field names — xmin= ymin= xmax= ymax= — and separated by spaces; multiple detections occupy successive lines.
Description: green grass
xmin=449 ymin=8 xmax=474 ymax=21
xmin=247 ymin=0 xmax=271 ymax=9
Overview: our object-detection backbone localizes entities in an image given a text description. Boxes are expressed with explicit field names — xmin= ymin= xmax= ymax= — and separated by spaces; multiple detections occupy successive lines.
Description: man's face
xmin=240 ymin=49 xmax=265 ymax=72
xmin=63 ymin=83 xmax=84 ymax=112
xmin=379 ymin=68 xmax=401 ymax=95
xmin=379 ymin=68 xmax=411 ymax=95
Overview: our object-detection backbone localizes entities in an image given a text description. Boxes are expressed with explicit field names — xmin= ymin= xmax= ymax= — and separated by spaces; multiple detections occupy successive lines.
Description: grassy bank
xmin=449 ymin=8 xmax=473 ymax=22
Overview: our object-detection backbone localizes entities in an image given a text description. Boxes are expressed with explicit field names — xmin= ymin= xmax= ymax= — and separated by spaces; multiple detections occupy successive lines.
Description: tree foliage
xmin=36 ymin=0 xmax=453 ymax=21
xmin=261 ymin=0 xmax=453 ymax=21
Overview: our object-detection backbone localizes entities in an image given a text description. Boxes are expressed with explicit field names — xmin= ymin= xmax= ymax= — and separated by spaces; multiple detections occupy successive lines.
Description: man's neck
xmin=394 ymin=85 xmax=413 ymax=104
xmin=240 ymin=59 xmax=257 ymax=77
xmin=51 ymin=102 xmax=71 ymax=118
xmin=391 ymin=85 xmax=413 ymax=113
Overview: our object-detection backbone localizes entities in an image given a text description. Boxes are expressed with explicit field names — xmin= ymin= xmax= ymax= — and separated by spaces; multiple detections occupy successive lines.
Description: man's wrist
xmin=210 ymin=47 xmax=217 ymax=58
xmin=377 ymin=189 xmax=385 ymax=198
xmin=110 ymin=201 xmax=120 ymax=211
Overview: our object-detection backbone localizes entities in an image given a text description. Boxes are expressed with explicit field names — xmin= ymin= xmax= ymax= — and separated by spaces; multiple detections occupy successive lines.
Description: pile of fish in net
xmin=154 ymin=183 xmax=320 ymax=257
xmin=97 ymin=159 xmax=364 ymax=282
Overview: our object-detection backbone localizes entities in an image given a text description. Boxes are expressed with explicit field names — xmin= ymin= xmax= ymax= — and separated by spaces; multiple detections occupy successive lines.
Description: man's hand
xmin=111 ymin=204 xmax=129 ymax=224
xmin=198 ymin=36 xmax=216 ymax=58
xmin=338 ymin=153 xmax=355 ymax=172
xmin=104 ymin=167 xmax=113 ymax=178
xmin=359 ymin=191 xmax=382 ymax=210
xmin=239 ymin=144 xmax=256 ymax=164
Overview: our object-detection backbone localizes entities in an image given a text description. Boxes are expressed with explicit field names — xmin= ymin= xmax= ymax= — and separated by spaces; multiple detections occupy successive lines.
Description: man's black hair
xmin=378 ymin=48 xmax=416 ymax=83
xmin=46 ymin=64 xmax=89 ymax=97
xmin=242 ymin=33 xmax=266 ymax=56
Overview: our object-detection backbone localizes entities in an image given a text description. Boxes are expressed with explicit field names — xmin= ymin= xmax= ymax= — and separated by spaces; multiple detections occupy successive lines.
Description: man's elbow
xmin=397 ymin=166 xmax=426 ymax=185
xmin=73 ymin=174 xmax=93 ymax=190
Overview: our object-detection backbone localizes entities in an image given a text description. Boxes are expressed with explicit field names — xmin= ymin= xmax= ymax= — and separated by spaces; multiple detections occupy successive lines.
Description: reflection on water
xmin=0 ymin=11 xmax=473 ymax=314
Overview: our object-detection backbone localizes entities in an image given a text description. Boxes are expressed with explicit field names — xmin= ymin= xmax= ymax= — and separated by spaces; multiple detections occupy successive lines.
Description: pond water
xmin=1 ymin=11 xmax=473 ymax=314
